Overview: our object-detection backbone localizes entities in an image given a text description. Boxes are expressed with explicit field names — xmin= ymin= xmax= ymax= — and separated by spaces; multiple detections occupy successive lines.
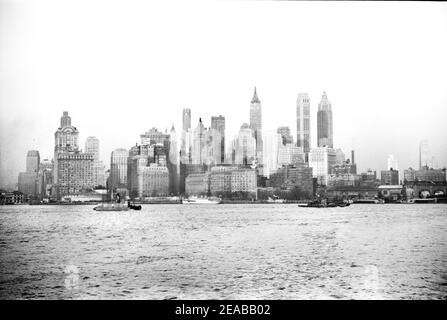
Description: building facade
xmin=234 ymin=123 xmax=257 ymax=166
xmin=268 ymin=164 xmax=313 ymax=196
xmin=211 ymin=115 xmax=225 ymax=164
xmin=277 ymin=144 xmax=305 ymax=168
xmin=26 ymin=150 xmax=40 ymax=174
xmin=249 ymin=87 xmax=263 ymax=163
xmin=141 ymin=164 xmax=169 ymax=197
xmin=296 ymin=93 xmax=311 ymax=156
xmin=110 ymin=148 xmax=128 ymax=190
xmin=56 ymin=152 xmax=94 ymax=196
xmin=262 ymin=130 xmax=282 ymax=178
xmin=317 ymin=92 xmax=333 ymax=148
xmin=309 ymin=147 xmax=337 ymax=186
xmin=381 ymin=169 xmax=399 ymax=185
xmin=185 ymin=173 xmax=209 ymax=196
xmin=54 ymin=111 xmax=79 ymax=184
xmin=231 ymin=169 xmax=257 ymax=196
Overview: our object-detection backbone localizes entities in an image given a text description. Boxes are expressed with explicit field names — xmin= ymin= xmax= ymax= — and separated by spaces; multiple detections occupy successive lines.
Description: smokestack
xmin=351 ymin=150 xmax=355 ymax=164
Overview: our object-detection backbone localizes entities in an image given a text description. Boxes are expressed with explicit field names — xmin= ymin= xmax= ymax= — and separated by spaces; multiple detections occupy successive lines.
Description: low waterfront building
xmin=0 ymin=191 xmax=24 ymax=204
xmin=209 ymin=166 xmax=238 ymax=196
xmin=327 ymin=173 xmax=357 ymax=188
xmin=231 ymin=169 xmax=257 ymax=197
xmin=326 ymin=186 xmax=379 ymax=201
xmin=403 ymin=166 xmax=447 ymax=198
xmin=179 ymin=163 xmax=208 ymax=194
xmin=185 ymin=173 xmax=209 ymax=196
xmin=378 ymin=185 xmax=404 ymax=203
xmin=404 ymin=166 xmax=446 ymax=183
xmin=141 ymin=164 xmax=169 ymax=197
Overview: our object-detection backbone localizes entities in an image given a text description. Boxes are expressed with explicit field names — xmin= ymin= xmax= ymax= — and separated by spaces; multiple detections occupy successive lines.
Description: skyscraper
xmin=110 ymin=148 xmax=129 ymax=189
xmin=249 ymin=87 xmax=263 ymax=163
xmin=234 ymin=123 xmax=257 ymax=166
xmin=211 ymin=115 xmax=225 ymax=164
xmin=182 ymin=108 xmax=191 ymax=132
xmin=262 ymin=131 xmax=282 ymax=178
xmin=192 ymin=118 xmax=207 ymax=165
xmin=317 ymin=91 xmax=333 ymax=148
xmin=85 ymin=136 xmax=100 ymax=160
xmin=53 ymin=111 xmax=94 ymax=198
xmin=18 ymin=150 xmax=41 ymax=197
xmin=169 ymin=125 xmax=180 ymax=194
xmin=26 ymin=150 xmax=40 ymax=174
xmin=309 ymin=146 xmax=337 ymax=186
xmin=296 ymin=93 xmax=311 ymax=155
xmin=53 ymin=111 xmax=79 ymax=184
xmin=85 ymin=136 xmax=105 ymax=187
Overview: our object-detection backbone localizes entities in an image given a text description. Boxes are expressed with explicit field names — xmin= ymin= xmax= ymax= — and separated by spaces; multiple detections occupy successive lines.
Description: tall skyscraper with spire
xmin=192 ymin=118 xmax=207 ymax=165
xmin=249 ymin=87 xmax=263 ymax=164
xmin=317 ymin=91 xmax=333 ymax=148
xmin=296 ymin=93 xmax=311 ymax=158
xmin=53 ymin=111 xmax=79 ymax=184
xmin=53 ymin=111 xmax=94 ymax=198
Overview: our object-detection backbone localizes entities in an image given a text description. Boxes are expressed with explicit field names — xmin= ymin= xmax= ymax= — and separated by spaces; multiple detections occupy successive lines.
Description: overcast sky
xmin=1 ymin=0 xmax=447 ymax=188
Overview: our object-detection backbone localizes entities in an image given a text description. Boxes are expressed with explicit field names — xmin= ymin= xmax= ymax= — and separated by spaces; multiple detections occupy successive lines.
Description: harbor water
xmin=0 ymin=204 xmax=446 ymax=299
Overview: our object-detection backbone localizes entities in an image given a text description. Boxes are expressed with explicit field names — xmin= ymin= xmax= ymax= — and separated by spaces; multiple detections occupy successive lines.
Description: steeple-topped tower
xmin=251 ymin=86 xmax=260 ymax=104
xmin=317 ymin=91 xmax=333 ymax=148
xmin=249 ymin=86 xmax=263 ymax=164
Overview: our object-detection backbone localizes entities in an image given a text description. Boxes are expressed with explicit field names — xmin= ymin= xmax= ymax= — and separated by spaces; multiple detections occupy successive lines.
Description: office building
xmin=249 ymin=87 xmax=263 ymax=163
xmin=309 ymin=147 xmax=337 ymax=185
xmin=317 ymin=91 xmax=333 ymax=148
xmin=211 ymin=115 xmax=225 ymax=164
xmin=296 ymin=93 xmax=311 ymax=156
xmin=381 ymin=169 xmax=399 ymax=185
xmin=110 ymin=148 xmax=129 ymax=190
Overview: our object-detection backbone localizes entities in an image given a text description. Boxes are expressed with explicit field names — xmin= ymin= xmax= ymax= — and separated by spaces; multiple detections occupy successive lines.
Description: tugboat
xmin=298 ymin=198 xmax=351 ymax=208
xmin=93 ymin=192 xmax=129 ymax=211
xmin=127 ymin=201 xmax=142 ymax=210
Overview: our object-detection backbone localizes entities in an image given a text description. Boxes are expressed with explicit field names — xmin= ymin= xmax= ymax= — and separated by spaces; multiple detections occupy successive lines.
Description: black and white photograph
xmin=0 ymin=0 xmax=446 ymax=308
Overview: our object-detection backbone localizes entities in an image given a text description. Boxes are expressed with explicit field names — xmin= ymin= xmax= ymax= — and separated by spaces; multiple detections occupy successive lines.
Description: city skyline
xmin=1 ymin=1 xmax=447 ymax=188
xmin=2 ymin=86 xmax=447 ymax=189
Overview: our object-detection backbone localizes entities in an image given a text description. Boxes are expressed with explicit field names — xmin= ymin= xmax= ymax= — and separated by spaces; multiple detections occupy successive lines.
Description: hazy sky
xmin=1 ymin=0 xmax=447 ymax=188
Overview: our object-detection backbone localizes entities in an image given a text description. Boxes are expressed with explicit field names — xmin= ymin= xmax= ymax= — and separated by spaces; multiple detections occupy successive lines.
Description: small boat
xmin=127 ymin=201 xmax=142 ymax=210
xmin=182 ymin=196 xmax=221 ymax=204
xmin=93 ymin=191 xmax=129 ymax=211
xmin=298 ymin=199 xmax=351 ymax=208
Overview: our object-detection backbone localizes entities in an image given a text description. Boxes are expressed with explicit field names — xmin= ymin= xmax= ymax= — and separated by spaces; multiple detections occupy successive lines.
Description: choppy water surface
xmin=0 ymin=204 xmax=446 ymax=299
